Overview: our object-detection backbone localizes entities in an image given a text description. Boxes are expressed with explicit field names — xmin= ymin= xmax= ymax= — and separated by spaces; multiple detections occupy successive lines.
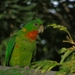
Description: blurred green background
xmin=0 ymin=0 xmax=75 ymax=68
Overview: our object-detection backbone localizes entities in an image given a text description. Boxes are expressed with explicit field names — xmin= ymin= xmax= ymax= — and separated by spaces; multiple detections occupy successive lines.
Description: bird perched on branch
xmin=5 ymin=19 xmax=44 ymax=67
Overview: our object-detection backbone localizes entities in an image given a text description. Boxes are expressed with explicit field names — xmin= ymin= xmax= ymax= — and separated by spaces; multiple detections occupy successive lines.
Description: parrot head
xmin=21 ymin=19 xmax=44 ymax=40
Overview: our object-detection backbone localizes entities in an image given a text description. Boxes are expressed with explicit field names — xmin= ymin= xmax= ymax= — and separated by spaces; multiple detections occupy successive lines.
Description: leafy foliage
xmin=31 ymin=24 xmax=75 ymax=75
xmin=31 ymin=60 xmax=59 ymax=73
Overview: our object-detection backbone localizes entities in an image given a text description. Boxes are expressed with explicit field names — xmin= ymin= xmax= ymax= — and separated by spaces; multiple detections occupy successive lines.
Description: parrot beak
xmin=38 ymin=25 xmax=44 ymax=33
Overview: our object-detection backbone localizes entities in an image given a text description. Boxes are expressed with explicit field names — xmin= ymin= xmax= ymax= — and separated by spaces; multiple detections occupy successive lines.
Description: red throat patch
xmin=26 ymin=30 xmax=38 ymax=40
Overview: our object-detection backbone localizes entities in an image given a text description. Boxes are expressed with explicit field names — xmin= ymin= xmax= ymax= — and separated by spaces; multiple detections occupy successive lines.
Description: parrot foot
xmin=14 ymin=65 xmax=20 ymax=68
xmin=24 ymin=66 xmax=29 ymax=70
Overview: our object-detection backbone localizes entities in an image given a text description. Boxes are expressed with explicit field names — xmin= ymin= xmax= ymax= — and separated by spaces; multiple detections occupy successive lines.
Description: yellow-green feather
xmin=9 ymin=36 xmax=36 ymax=67
xmin=5 ymin=35 xmax=16 ymax=66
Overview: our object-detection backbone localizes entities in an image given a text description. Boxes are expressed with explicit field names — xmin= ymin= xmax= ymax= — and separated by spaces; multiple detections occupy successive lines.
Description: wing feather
xmin=5 ymin=35 xmax=16 ymax=66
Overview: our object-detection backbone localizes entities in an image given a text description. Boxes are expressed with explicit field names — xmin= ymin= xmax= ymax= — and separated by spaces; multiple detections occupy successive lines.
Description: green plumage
xmin=5 ymin=19 xmax=43 ymax=67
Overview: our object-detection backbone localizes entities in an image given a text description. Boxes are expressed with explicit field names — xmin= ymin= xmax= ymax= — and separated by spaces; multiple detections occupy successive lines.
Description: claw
xmin=24 ymin=66 xmax=29 ymax=70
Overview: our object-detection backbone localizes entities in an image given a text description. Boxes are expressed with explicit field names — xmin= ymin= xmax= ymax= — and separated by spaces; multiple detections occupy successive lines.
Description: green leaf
xmin=60 ymin=50 xmax=73 ymax=64
xmin=58 ymin=48 xmax=67 ymax=54
xmin=55 ymin=60 xmax=75 ymax=75
xmin=0 ymin=14 xmax=5 ymax=19
xmin=31 ymin=60 xmax=59 ymax=73
xmin=47 ymin=24 xmax=68 ymax=32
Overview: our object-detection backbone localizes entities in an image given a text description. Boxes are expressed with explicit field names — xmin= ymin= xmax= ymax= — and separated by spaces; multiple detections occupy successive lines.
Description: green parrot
xmin=5 ymin=19 xmax=44 ymax=67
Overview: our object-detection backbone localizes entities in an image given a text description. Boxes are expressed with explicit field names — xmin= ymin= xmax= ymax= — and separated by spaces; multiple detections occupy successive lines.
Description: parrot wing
xmin=31 ymin=47 xmax=36 ymax=62
xmin=5 ymin=35 xmax=16 ymax=66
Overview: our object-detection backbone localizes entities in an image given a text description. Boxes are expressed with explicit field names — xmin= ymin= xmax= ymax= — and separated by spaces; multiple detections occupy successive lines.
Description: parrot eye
xmin=34 ymin=23 xmax=38 ymax=26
